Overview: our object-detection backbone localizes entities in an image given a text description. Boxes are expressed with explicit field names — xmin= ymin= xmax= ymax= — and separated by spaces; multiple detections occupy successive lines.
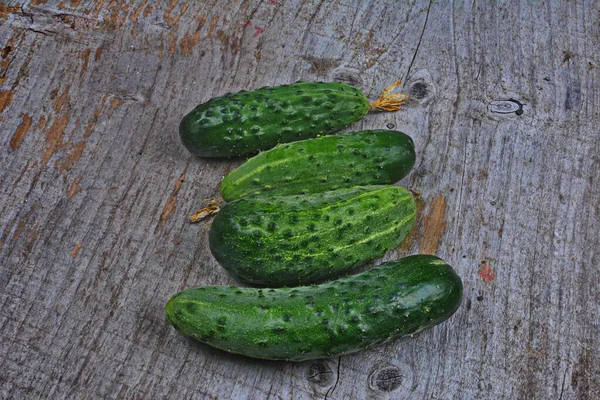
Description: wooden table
xmin=1 ymin=1 xmax=598 ymax=399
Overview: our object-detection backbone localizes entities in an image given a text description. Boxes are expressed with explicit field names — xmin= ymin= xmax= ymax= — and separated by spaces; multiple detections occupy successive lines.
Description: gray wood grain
xmin=1 ymin=1 xmax=598 ymax=399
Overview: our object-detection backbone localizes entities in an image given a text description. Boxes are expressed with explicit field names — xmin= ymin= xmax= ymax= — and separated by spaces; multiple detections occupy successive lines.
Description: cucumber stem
xmin=368 ymin=81 xmax=409 ymax=112
xmin=189 ymin=197 xmax=221 ymax=223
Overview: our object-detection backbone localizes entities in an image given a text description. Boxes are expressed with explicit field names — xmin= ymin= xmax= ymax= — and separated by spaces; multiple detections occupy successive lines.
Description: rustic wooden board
xmin=1 ymin=1 xmax=599 ymax=399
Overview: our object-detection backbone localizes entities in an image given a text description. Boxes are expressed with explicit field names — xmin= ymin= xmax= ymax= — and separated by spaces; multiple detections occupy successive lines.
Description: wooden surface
xmin=1 ymin=1 xmax=599 ymax=399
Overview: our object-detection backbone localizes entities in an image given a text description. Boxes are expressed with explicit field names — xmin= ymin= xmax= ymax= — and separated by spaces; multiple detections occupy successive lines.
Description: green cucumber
xmin=220 ymin=130 xmax=416 ymax=201
xmin=165 ymin=255 xmax=463 ymax=361
xmin=180 ymin=82 xmax=374 ymax=157
xmin=209 ymin=185 xmax=416 ymax=287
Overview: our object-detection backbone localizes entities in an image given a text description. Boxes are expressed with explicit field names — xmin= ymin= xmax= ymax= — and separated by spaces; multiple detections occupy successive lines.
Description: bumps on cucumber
xmin=165 ymin=255 xmax=463 ymax=361
xmin=169 ymin=80 xmax=464 ymax=361
xmin=209 ymin=185 xmax=416 ymax=287
xmin=179 ymin=81 xmax=370 ymax=157
xmin=220 ymin=130 xmax=416 ymax=201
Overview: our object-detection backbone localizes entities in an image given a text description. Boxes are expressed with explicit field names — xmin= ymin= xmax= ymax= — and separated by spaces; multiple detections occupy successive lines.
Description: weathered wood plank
xmin=0 ymin=1 xmax=598 ymax=399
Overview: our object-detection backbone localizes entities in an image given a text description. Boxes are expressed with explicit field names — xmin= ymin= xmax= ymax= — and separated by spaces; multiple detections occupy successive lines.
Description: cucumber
xmin=179 ymin=81 xmax=405 ymax=157
xmin=209 ymin=185 xmax=416 ymax=287
xmin=220 ymin=130 xmax=416 ymax=201
xmin=165 ymin=255 xmax=463 ymax=361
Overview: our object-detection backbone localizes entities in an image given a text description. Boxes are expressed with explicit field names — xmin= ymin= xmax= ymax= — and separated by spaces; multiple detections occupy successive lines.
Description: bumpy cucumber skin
xmin=209 ymin=185 xmax=416 ymax=287
xmin=165 ymin=255 xmax=463 ymax=361
xmin=220 ymin=130 xmax=416 ymax=201
xmin=179 ymin=82 xmax=370 ymax=157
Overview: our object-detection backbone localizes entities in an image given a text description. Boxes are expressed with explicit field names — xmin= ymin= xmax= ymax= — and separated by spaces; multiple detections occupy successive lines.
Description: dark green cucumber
xmin=209 ymin=185 xmax=416 ymax=287
xmin=220 ymin=130 xmax=416 ymax=201
xmin=165 ymin=255 xmax=463 ymax=361
xmin=179 ymin=82 xmax=370 ymax=157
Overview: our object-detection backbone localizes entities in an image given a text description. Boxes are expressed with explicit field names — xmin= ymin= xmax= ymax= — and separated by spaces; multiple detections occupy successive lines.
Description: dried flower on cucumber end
xmin=369 ymin=81 xmax=409 ymax=112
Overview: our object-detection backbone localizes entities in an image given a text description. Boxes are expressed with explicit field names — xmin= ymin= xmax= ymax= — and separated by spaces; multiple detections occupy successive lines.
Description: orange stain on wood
xmin=59 ymin=141 xmax=86 ymax=173
xmin=196 ymin=14 xmax=208 ymax=39
xmin=121 ymin=2 xmax=132 ymax=24
xmin=36 ymin=114 xmax=48 ymax=130
xmin=81 ymin=48 xmax=91 ymax=74
xmin=1 ymin=36 xmax=15 ymax=70
xmin=0 ymin=5 xmax=20 ymax=20
xmin=179 ymin=2 xmax=189 ymax=21
xmin=83 ymin=119 xmax=96 ymax=138
xmin=42 ymin=114 xmax=71 ymax=165
xmin=130 ymin=0 xmax=148 ymax=26
xmin=81 ymin=103 xmax=104 ymax=139
xmin=397 ymin=195 xmax=426 ymax=252
xmin=41 ymin=90 xmax=72 ymax=166
xmin=420 ymin=194 xmax=447 ymax=254
xmin=159 ymin=173 xmax=186 ymax=225
xmin=143 ymin=4 xmax=153 ymax=17
xmin=94 ymin=46 xmax=103 ymax=61
xmin=92 ymin=0 xmax=108 ymax=19
xmin=478 ymin=263 xmax=496 ymax=282
xmin=216 ymin=30 xmax=230 ymax=51
xmin=163 ymin=0 xmax=179 ymax=25
xmin=53 ymin=90 xmax=70 ymax=113
xmin=71 ymin=0 xmax=82 ymax=6
xmin=110 ymin=97 xmax=123 ymax=108
xmin=5 ymin=206 xmax=36 ymax=250
xmin=10 ymin=113 xmax=32 ymax=150
xmin=179 ymin=31 xmax=200 ymax=55
xmin=0 ymin=90 xmax=13 ymax=113
xmin=164 ymin=0 xmax=189 ymax=27
xmin=1 ymin=35 xmax=18 ymax=83
xmin=70 ymin=242 xmax=82 ymax=258
xmin=30 ymin=0 xmax=48 ymax=6
xmin=168 ymin=30 xmax=178 ymax=55
xmin=207 ymin=15 xmax=220 ymax=38
xmin=108 ymin=0 xmax=130 ymax=28
xmin=67 ymin=176 xmax=82 ymax=198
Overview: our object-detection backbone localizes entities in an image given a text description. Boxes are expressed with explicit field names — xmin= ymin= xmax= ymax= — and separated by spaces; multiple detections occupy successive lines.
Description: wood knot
xmin=408 ymin=81 xmax=429 ymax=100
xmin=306 ymin=361 xmax=334 ymax=386
xmin=405 ymin=69 xmax=436 ymax=105
xmin=369 ymin=365 xmax=403 ymax=392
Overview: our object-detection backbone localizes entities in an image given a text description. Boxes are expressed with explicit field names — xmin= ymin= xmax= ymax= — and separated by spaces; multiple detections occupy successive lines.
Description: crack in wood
xmin=404 ymin=0 xmax=432 ymax=82
xmin=324 ymin=356 xmax=341 ymax=400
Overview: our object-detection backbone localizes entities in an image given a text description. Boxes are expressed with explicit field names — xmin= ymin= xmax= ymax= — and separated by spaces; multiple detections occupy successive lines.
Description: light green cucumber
xmin=220 ymin=130 xmax=416 ymax=201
